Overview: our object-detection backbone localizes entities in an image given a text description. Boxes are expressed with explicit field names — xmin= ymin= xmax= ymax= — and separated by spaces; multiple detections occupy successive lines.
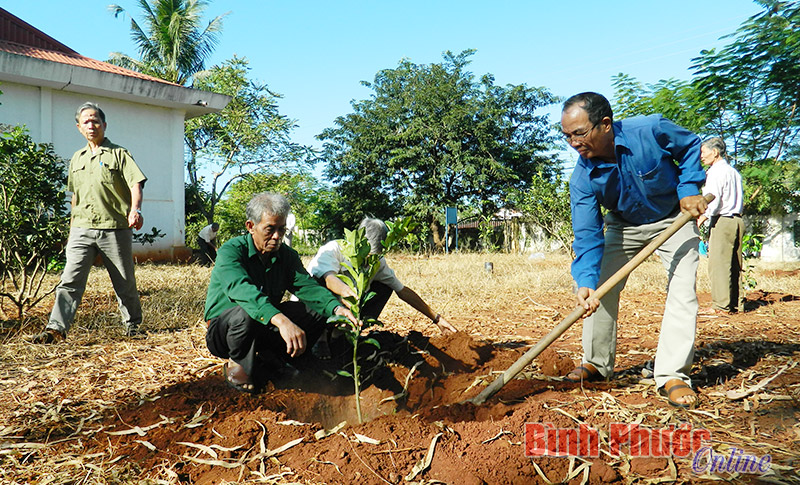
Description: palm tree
xmin=108 ymin=0 xmax=227 ymax=86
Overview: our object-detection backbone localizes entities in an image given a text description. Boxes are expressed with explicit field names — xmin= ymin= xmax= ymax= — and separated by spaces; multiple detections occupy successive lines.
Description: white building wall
xmin=0 ymin=81 xmax=189 ymax=260
xmin=1 ymin=82 xmax=42 ymax=135
xmin=760 ymin=214 xmax=800 ymax=262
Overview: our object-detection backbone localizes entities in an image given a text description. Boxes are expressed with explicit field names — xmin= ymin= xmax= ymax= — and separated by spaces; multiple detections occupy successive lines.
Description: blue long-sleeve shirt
xmin=569 ymin=114 xmax=705 ymax=290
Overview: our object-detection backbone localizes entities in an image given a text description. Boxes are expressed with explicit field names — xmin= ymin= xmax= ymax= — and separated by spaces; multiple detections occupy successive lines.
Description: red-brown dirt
xmin=80 ymin=292 xmax=800 ymax=483
xmin=3 ymin=285 xmax=800 ymax=484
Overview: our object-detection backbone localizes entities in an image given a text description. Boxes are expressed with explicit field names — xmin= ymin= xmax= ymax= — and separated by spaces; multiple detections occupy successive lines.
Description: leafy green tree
xmin=507 ymin=171 xmax=574 ymax=256
xmin=0 ymin=126 xmax=70 ymax=321
xmin=611 ymin=74 xmax=711 ymax=134
xmin=320 ymin=50 xmax=560 ymax=247
xmin=690 ymin=0 xmax=800 ymax=214
xmin=108 ymin=0 xmax=227 ymax=85
xmin=214 ymin=170 xmax=329 ymax=244
xmin=185 ymin=57 xmax=313 ymax=224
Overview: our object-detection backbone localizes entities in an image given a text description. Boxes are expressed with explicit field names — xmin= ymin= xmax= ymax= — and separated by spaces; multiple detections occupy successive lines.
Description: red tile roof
xmin=0 ymin=7 xmax=178 ymax=86
xmin=0 ymin=7 xmax=76 ymax=54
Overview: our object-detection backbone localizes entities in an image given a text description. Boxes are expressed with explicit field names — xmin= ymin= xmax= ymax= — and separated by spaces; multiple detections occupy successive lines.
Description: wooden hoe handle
xmin=469 ymin=194 xmax=714 ymax=405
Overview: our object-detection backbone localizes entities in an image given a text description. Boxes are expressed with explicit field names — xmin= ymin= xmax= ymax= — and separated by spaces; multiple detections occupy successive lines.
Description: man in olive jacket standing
xmin=34 ymin=102 xmax=146 ymax=343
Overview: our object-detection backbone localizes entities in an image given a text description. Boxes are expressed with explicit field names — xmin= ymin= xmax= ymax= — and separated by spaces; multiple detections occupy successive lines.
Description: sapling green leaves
xmin=327 ymin=217 xmax=417 ymax=423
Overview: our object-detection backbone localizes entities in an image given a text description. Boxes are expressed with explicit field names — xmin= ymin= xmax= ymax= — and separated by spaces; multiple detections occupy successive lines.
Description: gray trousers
xmin=48 ymin=227 xmax=142 ymax=335
xmin=582 ymin=211 xmax=700 ymax=389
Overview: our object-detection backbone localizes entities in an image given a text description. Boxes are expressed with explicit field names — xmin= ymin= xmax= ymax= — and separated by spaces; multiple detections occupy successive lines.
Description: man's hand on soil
xmin=436 ymin=316 xmax=458 ymax=334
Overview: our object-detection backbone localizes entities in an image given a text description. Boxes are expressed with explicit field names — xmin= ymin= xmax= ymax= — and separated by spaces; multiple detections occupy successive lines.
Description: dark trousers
xmin=362 ymin=280 xmax=393 ymax=319
xmin=312 ymin=278 xmax=393 ymax=320
xmin=197 ymin=237 xmax=217 ymax=266
xmin=206 ymin=303 xmax=327 ymax=385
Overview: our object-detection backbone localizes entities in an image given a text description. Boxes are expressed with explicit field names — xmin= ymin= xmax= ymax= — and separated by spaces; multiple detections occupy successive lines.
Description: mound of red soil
xmin=72 ymin=306 xmax=800 ymax=484
xmin=536 ymin=348 xmax=575 ymax=377
xmin=82 ymin=331 xmax=627 ymax=484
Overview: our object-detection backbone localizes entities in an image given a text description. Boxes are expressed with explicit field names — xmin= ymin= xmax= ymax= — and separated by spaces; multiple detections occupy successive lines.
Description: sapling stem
xmin=330 ymin=217 xmax=417 ymax=425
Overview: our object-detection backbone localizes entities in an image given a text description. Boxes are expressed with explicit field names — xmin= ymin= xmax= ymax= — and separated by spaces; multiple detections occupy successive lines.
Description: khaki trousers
xmin=582 ymin=211 xmax=700 ymax=388
xmin=708 ymin=215 xmax=744 ymax=312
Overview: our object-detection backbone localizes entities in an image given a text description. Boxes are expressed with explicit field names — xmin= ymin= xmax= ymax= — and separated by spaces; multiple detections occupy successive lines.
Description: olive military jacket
xmin=68 ymin=138 xmax=147 ymax=229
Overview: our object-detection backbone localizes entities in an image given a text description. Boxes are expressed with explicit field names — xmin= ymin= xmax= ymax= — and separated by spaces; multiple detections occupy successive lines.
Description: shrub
xmin=0 ymin=126 xmax=70 ymax=321
xmin=328 ymin=217 xmax=415 ymax=423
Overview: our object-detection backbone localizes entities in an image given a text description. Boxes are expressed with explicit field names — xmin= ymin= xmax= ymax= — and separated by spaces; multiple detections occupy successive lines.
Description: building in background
xmin=0 ymin=8 xmax=230 ymax=261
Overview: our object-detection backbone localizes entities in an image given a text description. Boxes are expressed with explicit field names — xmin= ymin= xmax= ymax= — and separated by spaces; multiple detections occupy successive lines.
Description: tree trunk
xmin=429 ymin=218 xmax=443 ymax=252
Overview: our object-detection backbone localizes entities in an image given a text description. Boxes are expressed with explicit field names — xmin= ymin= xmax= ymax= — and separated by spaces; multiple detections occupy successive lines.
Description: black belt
xmin=722 ymin=213 xmax=742 ymax=218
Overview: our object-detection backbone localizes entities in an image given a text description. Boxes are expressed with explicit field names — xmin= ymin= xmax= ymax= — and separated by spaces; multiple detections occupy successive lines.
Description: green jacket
xmin=204 ymin=234 xmax=341 ymax=324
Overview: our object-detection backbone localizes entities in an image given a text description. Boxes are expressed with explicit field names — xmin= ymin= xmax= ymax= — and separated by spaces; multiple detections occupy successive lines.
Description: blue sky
xmin=6 ymin=0 xmax=763 ymax=163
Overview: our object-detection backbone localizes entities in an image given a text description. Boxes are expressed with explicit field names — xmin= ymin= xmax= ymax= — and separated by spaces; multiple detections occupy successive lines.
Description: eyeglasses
xmin=562 ymin=122 xmax=599 ymax=143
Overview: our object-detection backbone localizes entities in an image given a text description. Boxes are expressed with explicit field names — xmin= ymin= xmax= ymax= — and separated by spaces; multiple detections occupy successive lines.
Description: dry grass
xmin=1 ymin=252 xmax=798 ymax=483
xmin=375 ymin=252 xmax=800 ymax=340
xmin=4 ymin=252 xmax=794 ymax=338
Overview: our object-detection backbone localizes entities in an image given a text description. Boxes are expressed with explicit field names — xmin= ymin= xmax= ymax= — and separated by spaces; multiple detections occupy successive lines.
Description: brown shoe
xmin=32 ymin=328 xmax=65 ymax=344
xmin=564 ymin=363 xmax=604 ymax=383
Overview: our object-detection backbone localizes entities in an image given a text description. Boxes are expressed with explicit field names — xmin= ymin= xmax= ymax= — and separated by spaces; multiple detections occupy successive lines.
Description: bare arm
xmin=323 ymin=271 xmax=357 ymax=301
xmin=396 ymin=287 xmax=457 ymax=334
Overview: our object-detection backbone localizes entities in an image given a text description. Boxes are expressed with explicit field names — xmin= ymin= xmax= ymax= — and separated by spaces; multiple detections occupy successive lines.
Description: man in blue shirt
xmin=561 ymin=92 xmax=708 ymax=409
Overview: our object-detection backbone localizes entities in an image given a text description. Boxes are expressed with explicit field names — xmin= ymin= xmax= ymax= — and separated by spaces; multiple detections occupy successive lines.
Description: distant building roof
xmin=0 ymin=7 xmax=177 ymax=87
xmin=0 ymin=7 xmax=77 ymax=53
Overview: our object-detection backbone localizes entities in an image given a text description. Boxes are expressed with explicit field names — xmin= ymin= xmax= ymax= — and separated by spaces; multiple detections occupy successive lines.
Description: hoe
xmin=470 ymin=194 xmax=714 ymax=405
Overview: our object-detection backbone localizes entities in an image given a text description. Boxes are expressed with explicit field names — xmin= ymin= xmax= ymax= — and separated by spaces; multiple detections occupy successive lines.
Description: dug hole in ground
xmin=1 ymin=253 xmax=799 ymax=484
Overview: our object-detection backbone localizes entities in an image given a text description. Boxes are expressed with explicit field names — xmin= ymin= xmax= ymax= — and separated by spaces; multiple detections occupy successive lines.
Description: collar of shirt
xmin=77 ymin=138 xmax=112 ymax=157
xmin=707 ymin=158 xmax=730 ymax=173
xmin=247 ymin=234 xmax=279 ymax=268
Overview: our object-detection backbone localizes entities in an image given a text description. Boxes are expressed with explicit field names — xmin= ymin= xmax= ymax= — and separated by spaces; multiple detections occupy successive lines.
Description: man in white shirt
xmin=197 ymin=222 xmax=220 ymax=266
xmin=307 ymin=217 xmax=457 ymax=356
xmin=696 ymin=137 xmax=744 ymax=314
xmin=284 ymin=212 xmax=296 ymax=247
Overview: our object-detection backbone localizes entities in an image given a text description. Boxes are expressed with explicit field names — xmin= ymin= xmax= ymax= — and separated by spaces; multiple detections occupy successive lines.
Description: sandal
xmin=659 ymin=379 xmax=698 ymax=409
xmin=564 ymin=363 xmax=603 ymax=383
xmin=223 ymin=361 xmax=259 ymax=394
xmin=31 ymin=328 xmax=65 ymax=344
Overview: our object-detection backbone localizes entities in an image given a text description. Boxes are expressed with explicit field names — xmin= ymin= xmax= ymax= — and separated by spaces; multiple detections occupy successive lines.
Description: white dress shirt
xmin=703 ymin=158 xmax=743 ymax=218
xmin=307 ymin=240 xmax=405 ymax=292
